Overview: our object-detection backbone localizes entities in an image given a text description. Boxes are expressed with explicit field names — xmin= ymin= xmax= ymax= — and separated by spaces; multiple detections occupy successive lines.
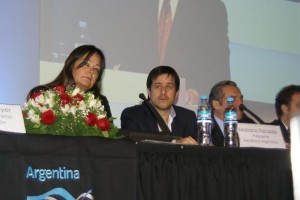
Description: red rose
xmin=54 ymin=85 xmax=65 ymax=94
xmin=97 ymin=117 xmax=111 ymax=131
xmin=60 ymin=93 xmax=72 ymax=107
xmin=72 ymin=93 xmax=84 ymax=105
xmin=74 ymin=93 xmax=84 ymax=101
xmin=41 ymin=110 xmax=56 ymax=125
xmin=85 ymin=112 xmax=98 ymax=127
xmin=30 ymin=91 xmax=42 ymax=100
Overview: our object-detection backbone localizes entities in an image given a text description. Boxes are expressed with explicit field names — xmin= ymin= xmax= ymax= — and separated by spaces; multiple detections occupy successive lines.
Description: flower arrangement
xmin=22 ymin=85 xmax=121 ymax=138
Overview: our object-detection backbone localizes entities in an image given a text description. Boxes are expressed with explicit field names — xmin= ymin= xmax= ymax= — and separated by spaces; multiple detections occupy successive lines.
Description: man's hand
xmin=285 ymin=143 xmax=290 ymax=149
xmin=175 ymin=136 xmax=198 ymax=145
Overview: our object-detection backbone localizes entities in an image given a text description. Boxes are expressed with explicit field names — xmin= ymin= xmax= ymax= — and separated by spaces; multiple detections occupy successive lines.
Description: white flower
xmin=87 ymin=93 xmax=95 ymax=103
xmin=70 ymin=106 xmax=77 ymax=116
xmin=72 ymin=87 xmax=81 ymax=96
xmin=89 ymin=99 xmax=97 ymax=107
xmin=95 ymin=102 xmax=104 ymax=110
xmin=61 ymin=104 xmax=70 ymax=114
xmin=43 ymin=92 xmax=55 ymax=108
xmin=28 ymin=99 xmax=43 ymax=111
xmin=22 ymin=102 xmax=29 ymax=110
xmin=35 ymin=94 xmax=45 ymax=105
xmin=98 ymin=113 xmax=106 ymax=119
xmin=44 ymin=99 xmax=54 ymax=108
xmin=27 ymin=98 xmax=36 ymax=106
xmin=27 ymin=109 xmax=40 ymax=123
xmin=78 ymin=101 xmax=87 ymax=112
xmin=46 ymin=90 xmax=56 ymax=98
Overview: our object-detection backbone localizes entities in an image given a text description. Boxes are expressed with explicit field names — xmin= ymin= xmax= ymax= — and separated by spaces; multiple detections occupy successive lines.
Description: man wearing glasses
xmin=208 ymin=80 xmax=255 ymax=147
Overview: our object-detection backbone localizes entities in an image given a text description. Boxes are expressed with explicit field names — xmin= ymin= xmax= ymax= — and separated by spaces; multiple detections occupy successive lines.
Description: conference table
xmin=0 ymin=130 xmax=293 ymax=200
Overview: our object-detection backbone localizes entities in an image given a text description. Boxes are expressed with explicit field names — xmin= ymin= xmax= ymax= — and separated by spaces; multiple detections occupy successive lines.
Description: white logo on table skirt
xmin=26 ymin=188 xmax=94 ymax=200
xmin=26 ymin=166 xmax=80 ymax=182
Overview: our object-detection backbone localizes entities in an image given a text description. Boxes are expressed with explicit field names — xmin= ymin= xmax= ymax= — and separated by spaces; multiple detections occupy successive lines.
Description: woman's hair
xmin=43 ymin=45 xmax=106 ymax=97
xmin=146 ymin=66 xmax=180 ymax=91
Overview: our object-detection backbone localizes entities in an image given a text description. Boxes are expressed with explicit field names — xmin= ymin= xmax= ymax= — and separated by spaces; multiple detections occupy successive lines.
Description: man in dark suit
xmin=270 ymin=85 xmax=300 ymax=148
xmin=121 ymin=66 xmax=197 ymax=144
xmin=209 ymin=80 xmax=256 ymax=147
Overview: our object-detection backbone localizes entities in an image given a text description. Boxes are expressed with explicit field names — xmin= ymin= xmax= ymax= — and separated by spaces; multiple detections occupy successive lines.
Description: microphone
xmin=239 ymin=104 xmax=265 ymax=124
xmin=139 ymin=93 xmax=171 ymax=134
xmin=138 ymin=93 xmax=148 ymax=101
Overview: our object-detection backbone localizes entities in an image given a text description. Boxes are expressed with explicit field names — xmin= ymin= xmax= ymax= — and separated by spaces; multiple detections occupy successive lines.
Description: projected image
xmin=40 ymin=0 xmax=300 ymax=126
xmin=40 ymin=0 xmax=230 ymax=106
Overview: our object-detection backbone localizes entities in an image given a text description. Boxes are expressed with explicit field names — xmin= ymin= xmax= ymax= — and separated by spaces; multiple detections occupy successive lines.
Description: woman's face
xmin=72 ymin=53 xmax=101 ymax=91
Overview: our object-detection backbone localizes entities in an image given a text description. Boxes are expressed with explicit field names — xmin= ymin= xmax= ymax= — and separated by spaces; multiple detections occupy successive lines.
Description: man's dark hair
xmin=146 ymin=66 xmax=180 ymax=91
xmin=275 ymin=85 xmax=300 ymax=117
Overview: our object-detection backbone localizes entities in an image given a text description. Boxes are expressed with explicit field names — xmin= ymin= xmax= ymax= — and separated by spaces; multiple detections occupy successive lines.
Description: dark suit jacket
xmin=270 ymin=119 xmax=290 ymax=144
xmin=211 ymin=113 xmax=256 ymax=147
xmin=121 ymin=102 xmax=197 ymax=140
xmin=27 ymin=85 xmax=112 ymax=119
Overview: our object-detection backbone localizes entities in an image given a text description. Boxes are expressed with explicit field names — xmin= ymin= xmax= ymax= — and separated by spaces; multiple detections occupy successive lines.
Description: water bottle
xmin=224 ymin=97 xmax=239 ymax=147
xmin=197 ymin=95 xmax=212 ymax=146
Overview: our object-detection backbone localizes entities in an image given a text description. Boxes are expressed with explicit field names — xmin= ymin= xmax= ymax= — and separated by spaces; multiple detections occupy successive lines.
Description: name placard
xmin=0 ymin=104 xmax=26 ymax=133
xmin=238 ymin=123 xmax=285 ymax=149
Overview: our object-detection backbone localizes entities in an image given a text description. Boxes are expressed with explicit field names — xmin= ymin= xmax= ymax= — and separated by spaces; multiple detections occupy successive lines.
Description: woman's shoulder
xmin=98 ymin=94 xmax=108 ymax=101
xmin=30 ymin=85 xmax=49 ymax=92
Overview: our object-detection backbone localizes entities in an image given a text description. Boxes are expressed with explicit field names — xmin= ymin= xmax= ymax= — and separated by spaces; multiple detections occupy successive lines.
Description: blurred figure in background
xmin=270 ymin=84 xmax=300 ymax=149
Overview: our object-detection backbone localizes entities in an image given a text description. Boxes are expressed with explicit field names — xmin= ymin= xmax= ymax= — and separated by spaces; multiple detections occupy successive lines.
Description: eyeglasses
xmin=218 ymin=95 xmax=244 ymax=101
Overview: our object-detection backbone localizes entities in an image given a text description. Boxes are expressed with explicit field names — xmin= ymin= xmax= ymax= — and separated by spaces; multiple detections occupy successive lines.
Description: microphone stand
xmin=239 ymin=104 xmax=265 ymax=124
xmin=139 ymin=93 xmax=171 ymax=135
